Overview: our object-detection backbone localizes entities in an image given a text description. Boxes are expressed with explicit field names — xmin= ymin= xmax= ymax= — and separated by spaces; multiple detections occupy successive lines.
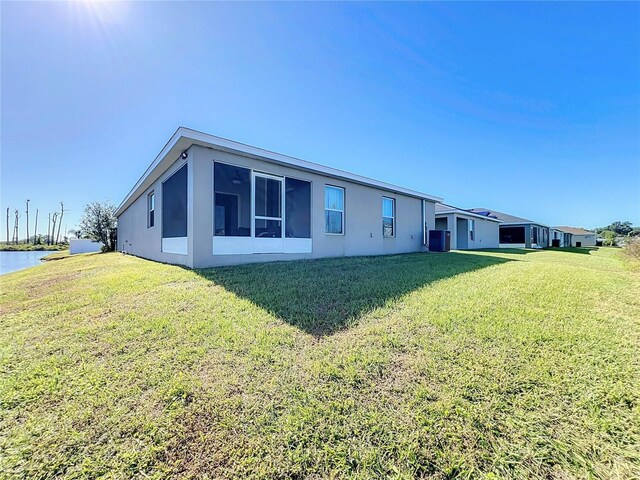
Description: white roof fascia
xmin=116 ymin=127 xmax=444 ymax=217
xmin=435 ymin=209 xmax=502 ymax=223
xmin=500 ymin=221 xmax=551 ymax=228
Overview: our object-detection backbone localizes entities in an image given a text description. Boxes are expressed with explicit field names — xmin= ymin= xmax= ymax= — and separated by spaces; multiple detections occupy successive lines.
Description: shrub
xmin=623 ymin=237 xmax=640 ymax=261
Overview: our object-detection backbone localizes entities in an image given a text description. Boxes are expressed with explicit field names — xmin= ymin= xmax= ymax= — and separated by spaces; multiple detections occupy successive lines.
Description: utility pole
xmin=34 ymin=209 xmax=39 ymax=244
xmin=26 ymin=199 xmax=30 ymax=244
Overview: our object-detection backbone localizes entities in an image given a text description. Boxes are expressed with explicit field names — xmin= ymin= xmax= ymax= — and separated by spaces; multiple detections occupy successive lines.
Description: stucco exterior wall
xmin=117 ymin=157 xmax=193 ymax=267
xmin=117 ymin=145 xmax=436 ymax=268
xmin=571 ymin=234 xmax=596 ymax=247
xmin=435 ymin=213 xmax=499 ymax=249
xmin=434 ymin=217 xmax=448 ymax=231
xmin=468 ymin=216 xmax=500 ymax=249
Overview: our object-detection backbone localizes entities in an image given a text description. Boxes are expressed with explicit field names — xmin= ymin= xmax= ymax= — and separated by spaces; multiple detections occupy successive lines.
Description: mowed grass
xmin=0 ymin=248 xmax=638 ymax=479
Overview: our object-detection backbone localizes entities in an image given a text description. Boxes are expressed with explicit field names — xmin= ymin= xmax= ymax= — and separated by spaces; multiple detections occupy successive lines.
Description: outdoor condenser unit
xmin=429 ymin=230 xmax=451 ymax=252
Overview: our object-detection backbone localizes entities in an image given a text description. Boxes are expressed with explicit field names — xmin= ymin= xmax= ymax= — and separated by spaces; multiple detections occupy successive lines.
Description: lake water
xmin=0 ymin=251 xmax=51 ymax=275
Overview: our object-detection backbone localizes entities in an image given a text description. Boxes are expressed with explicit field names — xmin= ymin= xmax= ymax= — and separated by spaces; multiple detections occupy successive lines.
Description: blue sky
xmin=2 ymin=2 xmax=639 ymax=236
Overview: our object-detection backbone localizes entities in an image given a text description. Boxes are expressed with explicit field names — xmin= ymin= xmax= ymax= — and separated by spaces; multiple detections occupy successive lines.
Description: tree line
xmin=3 ymin=200 xmax=67 ymax=245
xmin=594 ymin=221 xmax=640 ymax=247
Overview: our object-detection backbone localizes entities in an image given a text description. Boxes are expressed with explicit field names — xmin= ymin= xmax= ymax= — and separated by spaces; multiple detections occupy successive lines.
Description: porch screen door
xmin=253 ymin=172 xmax=284 ymax=253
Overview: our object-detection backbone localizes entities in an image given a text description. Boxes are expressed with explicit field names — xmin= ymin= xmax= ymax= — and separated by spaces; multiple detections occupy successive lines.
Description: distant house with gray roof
xmin=554 ymin=226 xmax=596 ymax=247
xmin=468 ymin=208 xmax=550 ymax=248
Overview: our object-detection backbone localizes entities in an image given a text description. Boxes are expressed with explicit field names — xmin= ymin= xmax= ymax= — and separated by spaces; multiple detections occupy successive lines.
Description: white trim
xmin=284 ymin=238 xmax=312 ymax=254
xmin=212 ymin=237 xmax=313 ymax=255
xmin=116 ymin=127 xmax=443 ymax=217
xmin=162 ymin=237 xmax=188 ymax=255
xmin=500 ymin=221 xmax=550 ymax=228
xmin=213 ymin=236 xmax=252 ymax=255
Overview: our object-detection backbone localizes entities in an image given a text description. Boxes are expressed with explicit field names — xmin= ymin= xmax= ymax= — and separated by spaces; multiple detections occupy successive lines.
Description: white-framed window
xmin=382 ymin=197 xmax=395 ymax=237
xmin=147 ymin=191 xmax=155 ymax=228
xmin=325 ymin=185 xmax=344 ymax=234
xmin=469 ymin=219 xmax=475 ymax=241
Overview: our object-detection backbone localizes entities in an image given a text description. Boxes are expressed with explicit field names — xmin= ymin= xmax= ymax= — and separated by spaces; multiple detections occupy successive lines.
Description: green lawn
xmin=1 ymin=248 xmax=638 ymax=479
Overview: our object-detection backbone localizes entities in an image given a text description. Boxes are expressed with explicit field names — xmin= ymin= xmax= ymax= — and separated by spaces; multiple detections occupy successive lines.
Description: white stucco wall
xmin=571 ymin=234 xmax=597 ymax=247
xmin=69 ymin=239 xmax=103 ymax=254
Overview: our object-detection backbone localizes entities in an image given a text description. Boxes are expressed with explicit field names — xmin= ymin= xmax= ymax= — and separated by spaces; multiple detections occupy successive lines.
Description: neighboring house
xmin=550 ymin=227 xmax=573 ymax=247
xmin=468 ymin=208 xmax=550 ymax=248
xmin=115 ymin=127 xmax=443 ymax=268
xmin=554 ymin=226 xmax=597 ymax=247
xmin=434 ymin=204 xmax=501 ymax=249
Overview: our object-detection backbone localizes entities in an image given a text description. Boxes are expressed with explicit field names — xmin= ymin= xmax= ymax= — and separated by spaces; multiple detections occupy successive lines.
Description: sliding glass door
xmin=253 ymin=172 xmax=284 ymax=253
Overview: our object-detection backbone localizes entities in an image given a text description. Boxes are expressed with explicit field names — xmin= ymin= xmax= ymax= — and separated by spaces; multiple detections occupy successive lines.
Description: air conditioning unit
xmin=429 ymin=230 xmax=451 ymax=252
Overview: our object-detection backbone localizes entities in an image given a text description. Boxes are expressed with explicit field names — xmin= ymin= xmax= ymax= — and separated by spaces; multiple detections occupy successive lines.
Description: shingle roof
xmin=554 ymin=226 xmax=595 ymax=235
xmin=468 ymin=208 xmax=536 ymax=224
xmin=435 ymin=204 xmax=502 ymax=222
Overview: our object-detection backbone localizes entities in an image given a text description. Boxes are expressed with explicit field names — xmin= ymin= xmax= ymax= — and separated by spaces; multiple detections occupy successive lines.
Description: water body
xmin=0 ymin=251 xmax=51 ymax=275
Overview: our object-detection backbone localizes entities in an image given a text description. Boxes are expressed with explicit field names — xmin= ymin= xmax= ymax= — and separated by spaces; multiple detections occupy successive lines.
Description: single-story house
xmin=554 ymin=226 xmax=597 ymax=247
xmin=115 ymin=127 xmax=443 ymax=268
xmin=434 ymin=204 xmax=501 ymax=249
xmin=549 ymin=227 xmax=573 ymax=247
xmin=468 ymin=208 xmax=550 ymax=248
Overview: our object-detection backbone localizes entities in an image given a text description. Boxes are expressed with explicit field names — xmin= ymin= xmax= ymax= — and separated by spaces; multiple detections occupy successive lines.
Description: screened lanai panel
xmin=285 ymin=178 xmax=311 ymax=238
xmin=499 ymin=226 xmax=525 ymax=244
xmin=214 ymin=162 xmax=251 ymax=237
xmin=162 ymin=163 xmax=188 ymax=239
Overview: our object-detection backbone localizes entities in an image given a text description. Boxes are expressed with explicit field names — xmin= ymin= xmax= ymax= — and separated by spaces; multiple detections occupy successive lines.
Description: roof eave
xmin=435 ymin=210 xmax=502 ymax=223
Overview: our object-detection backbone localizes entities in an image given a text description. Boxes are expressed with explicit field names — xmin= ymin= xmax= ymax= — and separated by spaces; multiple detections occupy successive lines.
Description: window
xmin=325 ymin=186 xmax=344 ymax=234
xmin=469 ymin=219 xmax=475 ymax=241
xmin=147 ymin=192 xmax=155 ymax=228
xmin=382 ymin=197 xmax=395 ymax=237
xmin=285 ymin=178 xmax=311 ymax=238
xmin=214 ymin=163 xmax=251 ymax=237
xmin=532 ymin=226 xmax=538 ymax=244
xmin=162 ymin=164 xmax=187 ymax=238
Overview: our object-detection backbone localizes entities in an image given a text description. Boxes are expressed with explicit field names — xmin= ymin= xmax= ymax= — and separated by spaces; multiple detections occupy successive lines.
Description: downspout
xmin=422 ymin=200 xmax=428 ymax=249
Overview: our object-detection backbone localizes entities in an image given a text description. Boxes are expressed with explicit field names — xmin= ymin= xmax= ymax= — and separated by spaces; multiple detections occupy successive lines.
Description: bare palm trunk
xmin=34 ymin=209 xmax=39 ymax=244
xmin=5 ymin=208 xmax=9 ymax=243
xmin=56 ymin=202 xmax=65 ymax=245
xmin=51 ymin=213 xmax=58 ymax=246
xmin=13 ymin=210 xmax=19 ymax=244
xmin=26 ymin=199 xmax=30 ymax=244
xmin=47 ymin=213 xmax=51 ymax=245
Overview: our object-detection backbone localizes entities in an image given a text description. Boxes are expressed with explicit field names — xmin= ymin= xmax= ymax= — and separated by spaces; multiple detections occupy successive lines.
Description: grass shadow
xmin=194 ymin=252 xmax=513 ymax=336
